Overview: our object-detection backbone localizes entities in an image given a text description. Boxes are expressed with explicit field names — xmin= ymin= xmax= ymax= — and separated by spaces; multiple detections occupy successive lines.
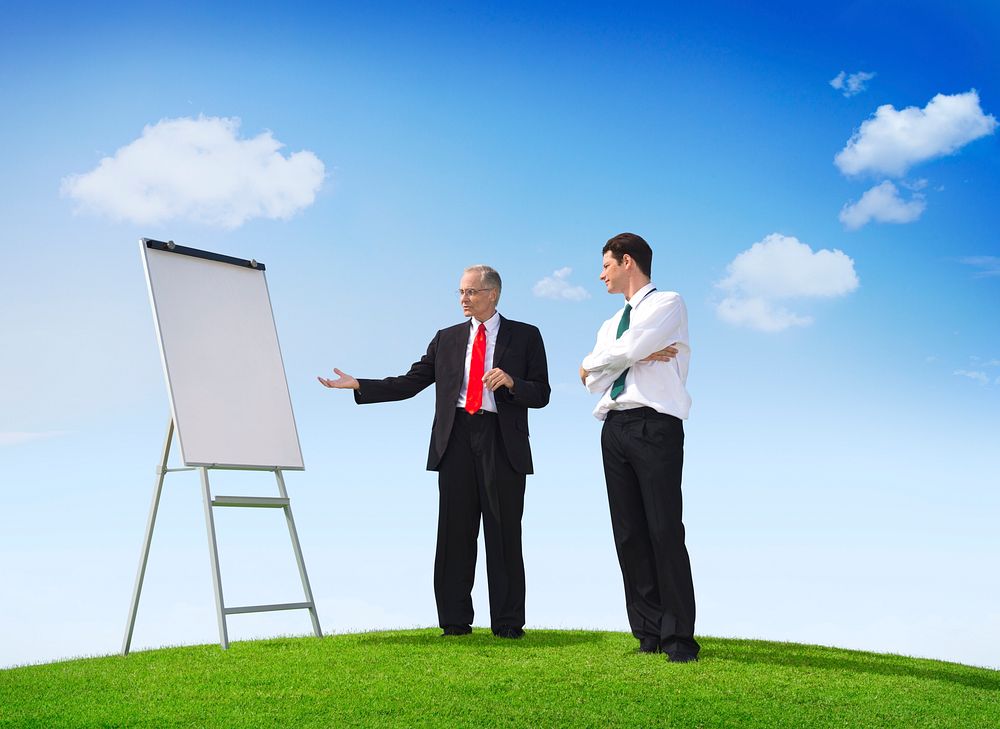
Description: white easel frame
xmin=122 ymin=417 xmax=323 ymax=654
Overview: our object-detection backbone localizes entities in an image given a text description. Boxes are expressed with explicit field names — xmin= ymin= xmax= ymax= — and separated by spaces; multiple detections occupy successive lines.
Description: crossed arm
xmin=578 ymin=346 xmax=676 ymax=386
xmin=579 ymin=295 xmax=686 ymax=388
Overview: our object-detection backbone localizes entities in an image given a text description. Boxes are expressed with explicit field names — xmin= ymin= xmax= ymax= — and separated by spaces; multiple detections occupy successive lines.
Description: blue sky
xmin=2 ymin=1 xmax=998 ymax=669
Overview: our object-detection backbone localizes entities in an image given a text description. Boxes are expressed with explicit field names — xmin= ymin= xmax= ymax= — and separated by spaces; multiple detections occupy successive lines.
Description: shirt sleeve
xmin=581 ymin=317 xmax=617 ymax=391
xmin=581 ymin=293 xmax=687 ymax=374
xmin=584 ymin=368 xmax=617 ymax=394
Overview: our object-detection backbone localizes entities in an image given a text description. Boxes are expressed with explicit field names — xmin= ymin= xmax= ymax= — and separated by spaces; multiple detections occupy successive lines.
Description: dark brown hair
xmin=603 ymin=232 xmax=652 ymax=277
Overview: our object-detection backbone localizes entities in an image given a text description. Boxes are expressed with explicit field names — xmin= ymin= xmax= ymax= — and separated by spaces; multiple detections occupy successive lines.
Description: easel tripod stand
xmin=122 ymin=417 xmax=323 ymax=654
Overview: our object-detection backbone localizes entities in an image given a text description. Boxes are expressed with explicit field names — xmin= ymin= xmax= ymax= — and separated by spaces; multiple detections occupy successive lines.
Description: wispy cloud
xmin=969 ymin=356 xmax=1000 ymax=367
xmin=533 ymin=267 xmax=590 ymax=301
xmin=61 ymin=115 xmax=326 ymax=228
xmin=716 ymin=233 xmax=859 ymax=332
xmin=953 ymin=369 xmax=990 ymax=385
xmin=0 ymin=431 xmax=69 ymax=447
xmin=830 ymin=70 xmax=876 ymax=97
xmin=839 ymin=180 xmax=926 ymax=230
xmin=958 ymin=256 xmax=1000 ymax=278
xmin=900 ymin=178 xmax=928 ymax=191
xmin=834 ymin=90 xmax=997 ymax=177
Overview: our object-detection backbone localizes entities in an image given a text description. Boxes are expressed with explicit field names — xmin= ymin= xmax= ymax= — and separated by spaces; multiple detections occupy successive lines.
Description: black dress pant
xmin=434 ymin=409 xmax=526 ymax=631
xmin=601 ymin=407 xmax=699 ymax=658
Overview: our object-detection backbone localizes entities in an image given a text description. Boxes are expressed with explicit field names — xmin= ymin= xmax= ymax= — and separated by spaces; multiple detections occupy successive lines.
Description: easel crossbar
xmin=224 ymin=601 xmax=315 ymax=615
xmin=212 ymin=496 xmax=290 ymax=508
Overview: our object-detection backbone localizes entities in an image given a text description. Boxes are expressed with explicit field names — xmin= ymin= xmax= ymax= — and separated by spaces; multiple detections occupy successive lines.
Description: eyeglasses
xmin=456 ymin=288 xmax=495 ymax=297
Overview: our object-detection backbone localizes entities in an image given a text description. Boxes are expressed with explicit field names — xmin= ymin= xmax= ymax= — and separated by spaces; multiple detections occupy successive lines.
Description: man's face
xmin=459 ymin=271 xmax=497 ymax=321
xmin=600 ymin=251 xmax=627 ymax=294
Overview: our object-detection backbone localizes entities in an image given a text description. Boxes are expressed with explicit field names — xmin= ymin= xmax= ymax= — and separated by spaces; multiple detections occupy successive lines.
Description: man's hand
xmin=641 ymin=345 xmax=678 ymax=363
xmin=579 ymin=366 xmax=589 ymax=386
xmin=317 ymin=368 xmax=360 ymax=390
xmin=483 ymin=368 xmax=514 ymax=392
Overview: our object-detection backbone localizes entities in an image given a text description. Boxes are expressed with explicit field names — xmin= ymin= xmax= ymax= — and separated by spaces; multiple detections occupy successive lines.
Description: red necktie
xmin=465 ymin=323 xmax=486 ymax=414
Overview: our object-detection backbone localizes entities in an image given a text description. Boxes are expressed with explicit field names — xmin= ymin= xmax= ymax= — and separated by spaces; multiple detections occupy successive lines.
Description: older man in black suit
xmin=319 ymin=265 xmax=549 ymax=638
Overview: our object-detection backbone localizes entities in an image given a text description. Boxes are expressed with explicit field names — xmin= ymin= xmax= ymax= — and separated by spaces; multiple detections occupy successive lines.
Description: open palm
xmin=317 ymin=368 xmax=359 ymax=390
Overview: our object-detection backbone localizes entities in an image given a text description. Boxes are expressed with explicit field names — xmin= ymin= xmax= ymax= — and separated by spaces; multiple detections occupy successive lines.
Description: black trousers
xmin=601 ymin=407 xmax=699 ymax=658
xmin=434 ymin=409 xmax=526 ymax=630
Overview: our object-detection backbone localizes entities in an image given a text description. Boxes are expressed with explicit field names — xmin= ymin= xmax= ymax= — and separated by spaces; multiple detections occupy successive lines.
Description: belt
xmin=605 ymin=406 xmax=679 ymax=423
xmin=457 ymin=407 xmax=497 ymax=417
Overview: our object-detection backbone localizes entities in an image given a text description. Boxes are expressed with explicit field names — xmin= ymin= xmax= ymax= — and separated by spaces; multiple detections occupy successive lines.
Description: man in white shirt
xmin=580 ymin=233 xmax=699 ymax=662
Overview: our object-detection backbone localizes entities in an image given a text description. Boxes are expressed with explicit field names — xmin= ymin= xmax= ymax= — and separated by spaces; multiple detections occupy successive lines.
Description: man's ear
xmin=621 ymin=254 xmax=633 ymax=269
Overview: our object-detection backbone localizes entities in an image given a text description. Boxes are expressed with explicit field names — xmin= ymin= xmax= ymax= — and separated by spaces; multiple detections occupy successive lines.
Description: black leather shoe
xmin=638 ymin=638 xmax=660 ymax=654
xmin=667 ymin=652 xmax=699 ymax=663
xmin=492 ymin=626 xmax=525 ymax=639
xmin=441 ymin=625 xmax=472 ymax=636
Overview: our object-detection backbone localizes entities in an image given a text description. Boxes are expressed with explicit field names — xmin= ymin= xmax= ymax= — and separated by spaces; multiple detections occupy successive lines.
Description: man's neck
xmin=473 ymin=309 xmax=498 ymax=325
xmin=623 ymin=278 xmax=652 ymax=302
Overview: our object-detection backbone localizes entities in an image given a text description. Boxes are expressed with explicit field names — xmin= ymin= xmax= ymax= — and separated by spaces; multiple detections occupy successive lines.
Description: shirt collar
xmin=627 ymin=282 xmax=657 ymax=309
xmin=471 ymin=311 xmax=501 ymax=333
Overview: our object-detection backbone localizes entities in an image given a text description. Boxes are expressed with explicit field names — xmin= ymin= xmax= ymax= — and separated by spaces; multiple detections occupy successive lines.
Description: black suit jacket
xmin=354 ymin=315 xmax=550 ymax=474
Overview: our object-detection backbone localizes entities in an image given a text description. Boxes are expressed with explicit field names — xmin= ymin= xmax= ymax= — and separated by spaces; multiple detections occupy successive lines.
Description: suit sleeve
xmin=354 ymin=332 xmax=438 ymax=404
xmin=498 ymin=325 xmax=550 ymax=409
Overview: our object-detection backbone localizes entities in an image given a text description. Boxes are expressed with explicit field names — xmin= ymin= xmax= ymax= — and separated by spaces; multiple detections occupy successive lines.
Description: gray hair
xmin=464 ymin=264 xmax=502 ymax=301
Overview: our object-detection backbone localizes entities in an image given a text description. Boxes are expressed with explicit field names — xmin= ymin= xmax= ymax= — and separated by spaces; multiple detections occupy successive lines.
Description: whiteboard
xmin=141 ymin=239 xmax=304 ymax=469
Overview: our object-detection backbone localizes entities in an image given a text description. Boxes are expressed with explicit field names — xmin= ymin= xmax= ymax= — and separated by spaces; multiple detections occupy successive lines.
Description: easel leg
xmin=276 ymin=470 xmax=323 ymax=638
xmin=122 ymin=418 xmax=174 ymax=656
xmin=200 ymin=467 xmax=230 ymax=649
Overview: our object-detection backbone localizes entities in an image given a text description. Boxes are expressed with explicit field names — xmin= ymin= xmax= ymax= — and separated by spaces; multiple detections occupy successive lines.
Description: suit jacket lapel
xmin=494 ymin=314 xmax=512 ymax=369
xmin=446 ymin=322 xmax=470 ymax=398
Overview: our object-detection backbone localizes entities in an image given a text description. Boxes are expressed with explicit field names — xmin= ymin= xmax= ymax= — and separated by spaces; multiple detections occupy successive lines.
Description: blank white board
xmin=141 ymin=239 xmax=304 ymax=469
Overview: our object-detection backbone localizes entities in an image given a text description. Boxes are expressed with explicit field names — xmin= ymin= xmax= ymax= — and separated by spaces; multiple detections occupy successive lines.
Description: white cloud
xmin=716 ymin=297 xmax=813 ymax=333
xmin=0 ymin=431 xmax=68 ymax=446
xmin=532 ymin=267 xmax=590 ymax=301
xmin=61 ymin=116 xmax=326 ymax=228
xmin=954 ymin=369 xmax=990 ymax=385
xmin=959 ymin=256 xmax=1000 ymax=278
xmin=839 ymin=180 xmax=926 ymax=230
xmin=830 ymin=70 xmax=876 ymax=97
xmin=718 ymin=234 xmax=860 ymax=299
xmin=834 ymin=90 xmax=998 ymax=177
xmin=716 ymin=233 xmax=859 ymax=332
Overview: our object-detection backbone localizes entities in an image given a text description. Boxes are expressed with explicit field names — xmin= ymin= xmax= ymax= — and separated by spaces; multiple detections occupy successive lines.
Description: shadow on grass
xmin=707 ymin=640 xmax=1000 ymax=692
xmin=364 ymin=629 xmax=605 ymax=650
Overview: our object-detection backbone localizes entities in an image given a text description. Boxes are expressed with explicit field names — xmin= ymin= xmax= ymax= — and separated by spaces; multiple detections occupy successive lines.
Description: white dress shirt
xmin=582 ymin=282 xmax=692 ymax=421
xmin=456 ymin=311 xmax=501 ymax=412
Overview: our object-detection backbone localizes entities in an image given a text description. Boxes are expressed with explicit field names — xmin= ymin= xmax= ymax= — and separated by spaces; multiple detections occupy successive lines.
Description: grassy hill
xmin=2 ymin=629 xmax=997 ymax=727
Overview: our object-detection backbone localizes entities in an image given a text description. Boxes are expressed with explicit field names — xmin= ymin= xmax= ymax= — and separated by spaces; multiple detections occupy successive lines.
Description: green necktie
xmin=609 ymin=303 xmax=632 ymax=400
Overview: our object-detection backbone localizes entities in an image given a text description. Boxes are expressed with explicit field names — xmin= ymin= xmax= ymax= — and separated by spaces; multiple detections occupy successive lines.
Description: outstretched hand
xmin=641 ymin=345 xmax=678 ymax=363
xmin=317 ymin=368 xmax=360 ymax=390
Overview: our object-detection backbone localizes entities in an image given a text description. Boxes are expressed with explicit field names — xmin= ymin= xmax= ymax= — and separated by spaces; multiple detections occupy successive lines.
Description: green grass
xmin=2 ymin=630 xmax=997 ymax=727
